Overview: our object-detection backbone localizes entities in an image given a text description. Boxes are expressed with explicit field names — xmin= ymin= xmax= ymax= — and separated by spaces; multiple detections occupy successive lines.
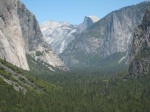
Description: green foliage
xmin=71 ymin=52 xmax=128 ymax=74
xmin=18 ymin=77 xmax=26 ymax=82
xmin=0 ymin=67 xmax=15 ymax=81
xmin=0 ymin=58 xmax=22 ymax=74
xmin=35 ymin=51 xmax=43 ymax=56
xmin=34 ymin=72 xmax=150 ymax=112
xmin=0 ymin=58 xmax=150 ymax=111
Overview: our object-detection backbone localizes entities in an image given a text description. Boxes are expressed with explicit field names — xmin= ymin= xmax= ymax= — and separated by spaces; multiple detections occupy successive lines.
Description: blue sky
xmin=20 ymin=0 xmax=145 ymax=25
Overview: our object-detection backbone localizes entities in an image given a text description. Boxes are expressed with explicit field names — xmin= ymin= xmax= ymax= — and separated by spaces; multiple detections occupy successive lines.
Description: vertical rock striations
xmin=0 ymin=0 xmax=67 ymax=71
xmin=17 ymin=1 xmax=48 ymax=52
xmin=0 ymin=0 xmax=29 ymax=70
xmin=129 ymin=6 xmax=150 ymax=75
xmin=17 ymin=1 xmax=67 ymax=70
xmin=60 ymin=2 xmax=149 ymax=70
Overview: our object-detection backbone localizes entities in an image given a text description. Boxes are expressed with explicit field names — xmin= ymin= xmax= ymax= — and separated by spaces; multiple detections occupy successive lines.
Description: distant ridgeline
xmin=60 ymin=2 xmax=149 ymax=73
xmin=129 ymin=5 xmax=150 ymax=75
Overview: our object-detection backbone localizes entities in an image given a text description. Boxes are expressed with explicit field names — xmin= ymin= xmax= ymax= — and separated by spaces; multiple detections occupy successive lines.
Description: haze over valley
xmin=0 ymin=0 xmax=150 ymax=111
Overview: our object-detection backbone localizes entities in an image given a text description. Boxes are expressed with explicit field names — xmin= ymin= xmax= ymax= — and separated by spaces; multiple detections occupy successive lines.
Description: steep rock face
xmin=129 ymin=6 xmax=150 ymax=75
xmin=28 ymin=46 xmax=67 ymax=70
xmin=40 ymin=16 xmax=99 ymax=55
xmin=17 ymin=1 xmax=67 ymax=70
xmin=17 ymin=1 xmax=47 ymax=52
xmin=40 ymin=21 xmax=78 ymax=54
xmin=78 ymin=16 xmax=100 ymax=32
xmin=60 ymin=2 xmax=149 ymax=70
xmin=0 ymin=0 xmax=66 ymax=71
xmin=0 ymin=0 xmax=29 ymax=70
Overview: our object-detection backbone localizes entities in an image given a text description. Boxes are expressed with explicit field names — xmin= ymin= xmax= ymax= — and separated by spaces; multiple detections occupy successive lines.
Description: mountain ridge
xmin=60 ymin=2 xmax=149 ymax=71
xmin=40 ymin=16 xmax=99 ymax=55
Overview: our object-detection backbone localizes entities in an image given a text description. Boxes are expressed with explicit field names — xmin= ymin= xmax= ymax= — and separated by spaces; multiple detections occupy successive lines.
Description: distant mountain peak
xmin=60 ymin=2 xmax=149 ymax=71
xmin=40 ymin=16 xmax=100 ymax=55
xmin=78 ymin=16 xmax=100 ymax=31
xmin=86 ymin=16 xmax=100 ymax=23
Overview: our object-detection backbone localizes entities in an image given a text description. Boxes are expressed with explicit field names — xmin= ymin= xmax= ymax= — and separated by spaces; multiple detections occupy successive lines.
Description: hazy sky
xmin=20 ymin=0 xmax=145 ymax=25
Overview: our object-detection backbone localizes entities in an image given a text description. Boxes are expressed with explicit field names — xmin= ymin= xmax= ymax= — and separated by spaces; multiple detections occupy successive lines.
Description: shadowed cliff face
xmin=129 ymin=6 xmax=150 ymax=75
xmin=60 ymin=2 xmax=149 ymax=71
xmin=17 ymin=1 xmax=47 ymax=52
xmin=0 ymin=0 xmax=67 ymax=71
xmin=17 ymin=1 xmax=67 ymax=70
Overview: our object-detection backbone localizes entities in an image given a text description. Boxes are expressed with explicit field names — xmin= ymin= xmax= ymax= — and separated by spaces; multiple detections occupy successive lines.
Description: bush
xmin=0 ymin=67 xmax=5 ymax=71
xmin=19 ymin=77 xmax=26 ymax=83
xmin=0 ymin=69 xmax=12 ymax=80
xmin=35 ymin=51 xmax=43 ymax=56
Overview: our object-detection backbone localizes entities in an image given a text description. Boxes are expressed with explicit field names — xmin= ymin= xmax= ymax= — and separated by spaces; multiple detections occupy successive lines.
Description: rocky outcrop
xmin=28 ymin=46 xmax=67 ymax=70
xmin=0 ymin=0 xmax=67 ymax=71
xmin=78 ymin=16 xmax=100 ymax=32
xmin=60 ymin=2 xmax=149 ymax=70
xmin=0 ymin=0 xmax=29 ymax=70
xmin=40 ymin=21 xmax=78 ymax=54
xmin=129 ymin=6 xmax=150 ymax=75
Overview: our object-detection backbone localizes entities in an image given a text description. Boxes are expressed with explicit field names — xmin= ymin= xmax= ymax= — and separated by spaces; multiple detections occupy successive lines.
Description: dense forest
xmin=0 ymin=58 xmax=150 ymax=112
xmin=0 ymin=0 xmax=150 ymax=111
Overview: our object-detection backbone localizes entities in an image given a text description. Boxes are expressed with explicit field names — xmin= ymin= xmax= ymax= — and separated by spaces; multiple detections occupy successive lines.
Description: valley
xmin=0 ymin=0 xmax=150 ymax=111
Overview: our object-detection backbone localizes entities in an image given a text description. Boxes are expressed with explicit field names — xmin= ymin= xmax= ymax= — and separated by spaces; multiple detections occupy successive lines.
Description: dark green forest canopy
xmin=0 ymin=58 xmax=150 ymax=112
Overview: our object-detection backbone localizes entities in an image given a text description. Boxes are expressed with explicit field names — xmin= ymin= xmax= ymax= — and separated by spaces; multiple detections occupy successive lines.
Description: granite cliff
xmin=78 ymin=16 xmax=100 ymax=32
xmin=40 ymin=16 xmax=99 ymax=55
xmin=60 ymin=2 xmax=149 ymax=71
xmin=129 ymin=5 xmax=150 ymax=75
xmin=0 ymin=0 xmax=66 ymax=71
xmin=0 ymin=0 xmax=29 ymax=70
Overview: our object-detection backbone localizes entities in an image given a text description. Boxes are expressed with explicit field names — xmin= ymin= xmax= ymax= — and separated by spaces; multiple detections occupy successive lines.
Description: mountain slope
xmin=0 ymin=0 xmax=66 ymax=71
xmin=129 ymin=6 xmax=150 ymax=75
xmin=0 ymin=58 xmax=62 ymax=112
xmin=17 ymin=1 xmax=67 ymax=70
xmin=40 ymin=16 xmax=99 ymax=55
xmin=40 ymin=21 xmax=78 ymax=54
xmin=1 ymin=57 xmax=150 ymax=112
xmin=60 ymin=2 xmax=149 ymax=71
